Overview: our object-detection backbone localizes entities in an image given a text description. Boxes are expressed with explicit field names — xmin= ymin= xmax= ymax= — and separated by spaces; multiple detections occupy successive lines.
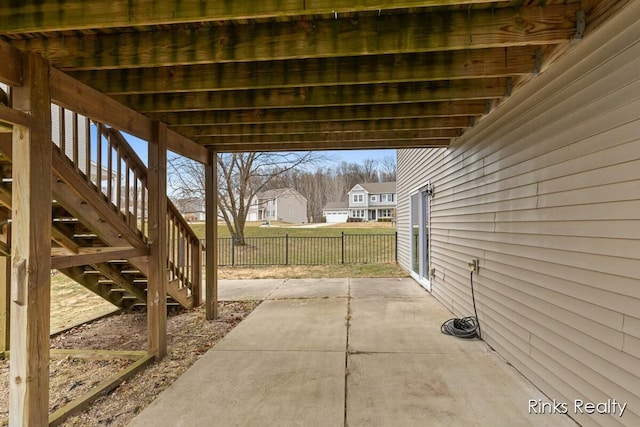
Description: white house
xmin=347 ymin=182 xmax=396 ymax=221
xmin=396 ymin=13 xmax=640 ymax=427
xmin=323 ymin=182 xmax=396 ymax=223
xmin=247 ymin=188 xmax=307 ymax=224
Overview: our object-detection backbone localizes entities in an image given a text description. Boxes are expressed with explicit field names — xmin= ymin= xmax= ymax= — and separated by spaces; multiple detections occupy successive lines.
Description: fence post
xmin=285 ymin=234 xmax=289 ymax=265
xmin=231 ymin=237 xmax=235 ymax=266
xmin=395 ymin=231 xmax=398 ymax=262
xmin=341 ymin=232 xmax=345 ymax=264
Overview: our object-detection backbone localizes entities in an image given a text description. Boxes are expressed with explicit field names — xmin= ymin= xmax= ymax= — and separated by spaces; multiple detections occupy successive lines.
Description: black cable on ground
xmin=440 ymin=271 xmax=482 ymax=339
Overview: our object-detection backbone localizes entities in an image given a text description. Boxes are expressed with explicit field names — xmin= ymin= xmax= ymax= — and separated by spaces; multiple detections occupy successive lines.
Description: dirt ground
xmin=0 ymin=301 xmax=259 ymax=426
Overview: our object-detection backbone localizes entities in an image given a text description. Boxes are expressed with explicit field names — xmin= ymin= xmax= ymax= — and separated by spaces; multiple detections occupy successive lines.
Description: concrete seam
xmin=344 ymin=277 xmax=352 ymax=427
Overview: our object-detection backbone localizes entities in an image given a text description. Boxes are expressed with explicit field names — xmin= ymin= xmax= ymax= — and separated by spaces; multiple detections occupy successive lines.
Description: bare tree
xmin=168 ymin=151 xmax=323 ymax=245
xmin=379 ymin=154 xmax=397 ymax=182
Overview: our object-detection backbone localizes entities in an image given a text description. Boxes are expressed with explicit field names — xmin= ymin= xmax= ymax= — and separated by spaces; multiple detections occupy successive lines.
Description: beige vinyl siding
xmin=397 ymin=5 xmax=640 ymax=427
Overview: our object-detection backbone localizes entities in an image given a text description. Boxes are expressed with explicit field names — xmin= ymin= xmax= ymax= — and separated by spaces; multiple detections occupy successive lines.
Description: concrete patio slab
xmin=350 ymin=277 xmax=429 ymax=298
xmin=349 ymin=297 xmax=487 ymax=354
xmin=213 ymin=298 xmax=348 ymax=351
xmin=131 ymin=278 xmax=578 ymax=427
xmin=267 ymin=277 xmax=348 ymax=299
xmin=130 ymin=350 xmax=345 ymax=427
xmin=347 ymin=352 xmax=577 ymax=427
xmin=218 ymin=278 xmax=284 ymax=301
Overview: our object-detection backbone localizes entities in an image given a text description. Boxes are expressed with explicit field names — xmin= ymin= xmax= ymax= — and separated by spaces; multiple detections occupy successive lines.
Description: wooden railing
xmin=51 ymin=104 xmax=149 ymax=240
xmin=167 ymin=200 xmax=201 ymax=305
xmin=51 ymin=104 xmax=202 ymax=305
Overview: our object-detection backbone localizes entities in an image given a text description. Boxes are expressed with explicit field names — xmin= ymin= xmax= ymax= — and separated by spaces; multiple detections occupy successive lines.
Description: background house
xmin=248 ymin=188 xmax=307 ymax=224
xmin=396 ymin=16 xmax=640 ymax=427
xmin=348 ymin=182 xmax=396 ymax=221
xmin=323 ymin=182 xmax=396 ymax=222
xmin=172 ymin=197 xmax=205 ymax=222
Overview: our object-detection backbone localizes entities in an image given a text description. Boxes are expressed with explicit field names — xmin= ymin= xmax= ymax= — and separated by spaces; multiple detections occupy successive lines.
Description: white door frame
xmin=409 ymin=183 xmax=431 ymax=291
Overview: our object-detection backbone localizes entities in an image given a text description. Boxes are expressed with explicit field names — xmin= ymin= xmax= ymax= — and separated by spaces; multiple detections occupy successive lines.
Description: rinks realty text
xmin=528 ymin=399 xmax=628 ymax=417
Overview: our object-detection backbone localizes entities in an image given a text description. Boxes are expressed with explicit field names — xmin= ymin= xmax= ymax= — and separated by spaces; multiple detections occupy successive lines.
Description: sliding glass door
xmin=410 ymin=184 xmax=431 ymax=291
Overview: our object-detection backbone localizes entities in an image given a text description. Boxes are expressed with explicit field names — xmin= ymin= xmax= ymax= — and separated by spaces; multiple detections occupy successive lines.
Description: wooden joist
xmin=161 ymin=101 xmax=489 ymax=126
xmin=72 ymin=46 xmax=540 ymax=95
xmin=206 ymin=139 xmax=452 ymax=153
xmin=12 ymin=5 xmax=580 ymax=71
xmin=0 ymin=104 xmax=30 ymax=128
xmin=125 ymin=78 xmax=509 ymax=113
xmin=51 ymin=247 xmax=148 ymax=270
xmin=178 ymin=116 xmax=475 ymax=138
xmin=0 ymin=1 xmax=501 ymax=33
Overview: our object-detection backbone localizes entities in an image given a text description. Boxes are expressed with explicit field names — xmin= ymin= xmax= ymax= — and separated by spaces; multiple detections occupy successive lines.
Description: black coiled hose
xmin=440 ymin=271 xmax=482 ymax=339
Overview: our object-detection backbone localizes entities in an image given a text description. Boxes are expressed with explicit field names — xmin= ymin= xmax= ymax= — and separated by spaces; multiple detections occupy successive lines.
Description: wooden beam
xmin=180 ymin=117 xmax=474 ymax=138
xmin=49 ymin=68 xmax=207 ymax=164
xmin=71 ymin=46 xmax=539 ymax=95
xmin=147 ymin=121 xmax=168 ymax=360
xmin=13 ymin=5 xmax=579 ymax=70
xmin=160 ymin=101 xmax=489 ymax=126
xmin=205 ymin=149 xmax=217 ymax=320
xmin=9 ymin=51 xmax=52 ymax=427
xmin=0 ymin=39 xmax=22 ymax=86
xmin=124 ymin=78 xmax=509 ymax=113
xmin=51 ymin=247 xmax=149 ymax=270
xmin=197 ymin=129 xmax=460 ymax=145
xmin=48 ymin=354 xmax=154 ymax=427
xmin=0 ymin=105 xmax=30 ymax=128
xmin=210 ymin=139 xmax=451 ymax=153
xmin=0 ymin=1 xmax=500 ymax=33
xmin=0 ymin=209 xmax=10 ymax=353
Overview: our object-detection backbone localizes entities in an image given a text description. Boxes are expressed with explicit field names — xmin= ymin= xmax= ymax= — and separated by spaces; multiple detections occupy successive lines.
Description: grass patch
xmin=188 ymin=221 xmax=396 ymax=238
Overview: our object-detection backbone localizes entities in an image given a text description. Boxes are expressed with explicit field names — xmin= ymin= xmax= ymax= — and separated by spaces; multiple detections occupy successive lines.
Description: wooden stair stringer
xmin=57 ymin=265 xmax=134 ymax=310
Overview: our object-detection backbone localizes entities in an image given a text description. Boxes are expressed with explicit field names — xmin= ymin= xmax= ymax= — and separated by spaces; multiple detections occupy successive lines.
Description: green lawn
xmin=188 ymin=221 xmax=396 ymax=238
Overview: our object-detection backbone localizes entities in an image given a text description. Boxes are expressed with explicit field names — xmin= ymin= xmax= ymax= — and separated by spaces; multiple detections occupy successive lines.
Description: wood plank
xmin=160 ymin=101 xmax=489 ymax=126
xmin=196 ymin=129 xmax=459 ymax=145
xmin=0 ymin=257 xmax=9 ymax=353
xmin=125 ymin=79 xmax=508 ymax=113
xmin=0 ymin=1 xmax=500 ymax=33
xmin=72 ymin=46 xmax=539 ymax=95
xmin=48 ymin=354 xmax=154 ymax=427
xmin=49 ymin=348 xmax=147 ymax=361
xmin=147 ymin=121 xmax=167 ymax=359
xmin=207 ymin=139 xmax=451 ymax=153
xmin=0 ymin=39 xmax=22 ymax=86
xmin=0 ymin=210 xmax=9 ymax=352
xmin=51 ymin=247 xmax=148 ymax=270
xmin=179 ymin=117 xmax=474 ymax=138
xmin=205 ymin=149 xmax=217 ymax=320
xmin=14 ymin=5 xmax=580 ymax=70
xmin=0 ymin=104 xmax=30 ymax=128
xmin=162 ymin=100 xmax=487 ymax=127
xmin=49 ymin=68 xmax=207 ymax=164
xmin=9 ymin=51 xmax=52 ymax=426
xmin=208 ymin=139 xmax=452 ymax=152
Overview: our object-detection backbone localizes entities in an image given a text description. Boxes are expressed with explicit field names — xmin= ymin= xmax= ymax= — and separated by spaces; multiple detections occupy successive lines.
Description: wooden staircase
xmin=0 ymin=107 xmax=201 ymax=311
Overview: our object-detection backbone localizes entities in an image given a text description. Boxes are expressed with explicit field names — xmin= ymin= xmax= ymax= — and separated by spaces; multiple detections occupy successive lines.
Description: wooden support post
xmin=0 ymin=210 xmax=11 ymax=354
xmin=10 ymin=52 xmax=52 ymax=426
xmin=205 ymin=149 xmax=218 ymax=320
xmin=147 ymin=121 xmax=167 ymax=360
